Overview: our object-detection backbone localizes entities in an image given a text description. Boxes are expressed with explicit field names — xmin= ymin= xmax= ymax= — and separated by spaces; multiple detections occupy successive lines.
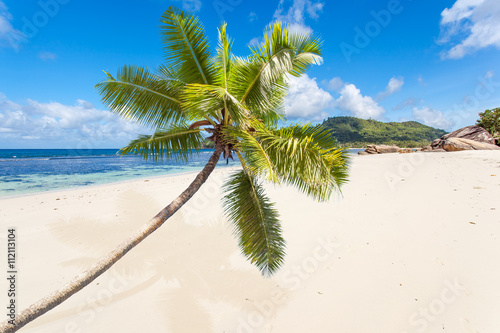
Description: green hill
xmin=321 ymin=116 xmax=448 ymax=148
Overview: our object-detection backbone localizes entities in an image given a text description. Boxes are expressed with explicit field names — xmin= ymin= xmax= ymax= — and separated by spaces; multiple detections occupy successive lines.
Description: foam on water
xmin=0 ymin=149 xmax=238 ymax=197
xmin=0 ymin=148 xmax=359 ymax=197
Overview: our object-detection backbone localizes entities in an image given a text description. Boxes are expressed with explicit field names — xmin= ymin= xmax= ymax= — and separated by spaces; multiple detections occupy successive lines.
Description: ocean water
xmin=0 ymin=148 xmax=360 ymax=198
xmin=0 ymin=149 xmax=239 ymax=197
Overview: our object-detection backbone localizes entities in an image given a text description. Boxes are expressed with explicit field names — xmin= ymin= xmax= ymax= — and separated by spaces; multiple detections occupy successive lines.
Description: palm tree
xmin=0 ymin=7 xmax=349 ymax=332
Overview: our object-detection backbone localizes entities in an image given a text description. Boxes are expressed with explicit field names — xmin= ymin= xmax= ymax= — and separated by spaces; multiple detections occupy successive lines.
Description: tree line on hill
xmin=321 ymin=116 xmax=447 ymax=148
xmin=202 ymin=108 xmax=500 ymax=149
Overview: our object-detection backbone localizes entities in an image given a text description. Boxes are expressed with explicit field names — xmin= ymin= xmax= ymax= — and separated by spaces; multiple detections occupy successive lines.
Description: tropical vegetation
xmin=476 ymin=107 xmax=500 ymax=145
xmin=321 ymin=116 xmax=448 ymax=148
xmin=0 ymin=6 xmax=349 ymax=332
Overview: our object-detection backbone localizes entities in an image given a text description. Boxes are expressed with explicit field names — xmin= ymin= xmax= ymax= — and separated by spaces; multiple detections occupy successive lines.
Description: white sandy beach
xmin=1 ymin=150 xmax=500 ymax=333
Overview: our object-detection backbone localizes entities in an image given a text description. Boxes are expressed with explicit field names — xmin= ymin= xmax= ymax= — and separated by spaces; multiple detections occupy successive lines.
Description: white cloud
xmin=172 ymin=0 xmax=202 ymax=12
xmin=248 ymin=37 xmax=261 ymax=46
xmin=305 ymin=1 xmax=323 ymax=18
xmin=439 ymin=0 xmax=500 ymax=59
xmin=327 ymin=77 xmax=344 ymax=92
xmin=286 ymin=23 xmax=313 ymax=35
xmin=412 ymin=106 xmax=454 ymax=130
xmin=38 ymin=51 xmax=57 ymax=61
xmin=393 ymin=97 xmax=421 ymax=110
xmin=335 ymin=83 xmax=385 ymax=119
xmin=440 ymin=0 xmax=485 ymax=25
xmin=273 ymin=0 xmax=324 ymax=34
xmin=284 ymin=74 xmax=333 ymax=121
xmin=376 ymin=76 xmax=404 ymax=101
xmin=248 ymin=0 xmax=323 ymax=47
xmin=484 ymin=70 xmax=494 ymax=79
xmin=249 ymin=12 xmax=258 ymax=22
xmin=417 ymin=74 xmax=426 ymax=86
xmin=0 ymin=94 xmax=144 ymax=147
xmin=0 ymin=1 xmax=25 ymax=50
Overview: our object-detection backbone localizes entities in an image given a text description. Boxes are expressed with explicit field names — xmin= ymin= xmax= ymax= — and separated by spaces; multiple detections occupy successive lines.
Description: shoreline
xmin=1 ymin=151 xmax=499 ymax=332
xmin=0 ymin=148 xmax=364 ymax=199
xmin=0 ymin=148 xmax=241 ymax=199
xmin=0 ymin=165 xmax=242 ymax=201
xmin=0 ymin=149 xmax=366 ymax=199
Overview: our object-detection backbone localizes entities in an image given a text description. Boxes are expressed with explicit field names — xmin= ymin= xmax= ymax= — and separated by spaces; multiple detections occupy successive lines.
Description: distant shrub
xmin=476 ymin=107 xmax=500 ymax=145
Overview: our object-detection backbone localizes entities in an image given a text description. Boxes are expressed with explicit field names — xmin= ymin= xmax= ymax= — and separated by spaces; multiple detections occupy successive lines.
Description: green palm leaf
xmin=228 ymin=23 xmax=322 ymax=123
xmin=119 ymin=124 xmax=204 ymax=162
xmin=215 ymin=23 xmax=232 ymax=93
xmin=95 ymin=65 xmax=184 ymax=128
xmin=288 ymin=32 xmax=323 ymax=76
xmin=269 ymin=124 xmax=349 ymax=201
xmin=180 ymin=83 xmax=223 ymax=123
xmin=156 ymin=64 xmax=188 ymax=86
xmin=223 ymin=126 xmax=279 ymax=183
xmin=222 ymin=170 xmax=285 ymax=276
xmin=160 ymin=7 xmax=215 ymax=85
xmin=239 ymin=122 xmax=349 ymax=201
xmin=181 ymin=84 xmax=251 ymax=127
xmin=215 ymin=23 xmax=233 ymax=124
xmin=232 ymin=52 xmax=293 ymax=108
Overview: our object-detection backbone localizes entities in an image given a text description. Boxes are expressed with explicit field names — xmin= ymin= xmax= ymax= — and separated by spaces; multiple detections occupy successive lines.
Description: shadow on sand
xmin=30 ymin=190 xmax=287 ymax=332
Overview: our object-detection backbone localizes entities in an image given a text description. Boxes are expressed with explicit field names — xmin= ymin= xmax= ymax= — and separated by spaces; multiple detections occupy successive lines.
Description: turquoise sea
xmin=0 ymin=149 xmax=361 ymax=197
xmin=0 ymin=149 xmax=240 ymax=197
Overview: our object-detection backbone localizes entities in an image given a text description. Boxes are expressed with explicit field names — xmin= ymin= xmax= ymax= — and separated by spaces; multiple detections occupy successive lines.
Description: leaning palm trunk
xmin=0 ymin=7 xmax=351 ymax=331
xmin=0 ymin=146 xmax=223 ymax=333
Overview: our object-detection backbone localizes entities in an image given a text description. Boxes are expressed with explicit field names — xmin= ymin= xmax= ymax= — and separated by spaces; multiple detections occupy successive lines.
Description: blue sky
xmin=0 ymin=0 xmax=499 ymax=148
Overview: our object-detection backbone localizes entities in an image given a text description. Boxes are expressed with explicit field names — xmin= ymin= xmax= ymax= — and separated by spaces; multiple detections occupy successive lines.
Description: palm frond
xmin=95 ymin=66 xmax=184 ymax=128
xmin=234 ymin=51 xmax=293 ymax=105
xmin=230 ymin=23 xmax=294 ymax=110
xmin=156 ymin=64 xmax=188 ymax=86
xmin=119 ymin=124 xmax=204 ymax=162
xmin=180 ymin=84 xmax=223 ymax=122
xmin=249 ymin=123 xmax=350 ymax=201
xmin=222 ymin=170 xmax=285 ymax=276
xmin=215 ymin=23 xmax=233 ymax=125
xmin=224 ymin=126 xmax=279 ymax=183
xmin=160 ymin=7 xmax=215 ymax=85
xmin=228 ymin=22 xmax=321 ymax=124
xmin=288 ymin=32 xmax=323 ymax=77
xmin=228 ymin=57 xmax=289 ymax=124
xmin=252 ymin=23 xmax=322 ymax=73
xmin=248 ymin=79 xmax=287 ymax=127
xmin=181 ymin=84 xmax=250 ymax=127
xmin=215 ymin=23 xmax=232 ymax=92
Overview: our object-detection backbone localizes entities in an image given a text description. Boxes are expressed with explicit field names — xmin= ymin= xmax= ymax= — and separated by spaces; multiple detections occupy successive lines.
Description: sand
xmin=1 ymin=150 xmax=499 ymax=333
